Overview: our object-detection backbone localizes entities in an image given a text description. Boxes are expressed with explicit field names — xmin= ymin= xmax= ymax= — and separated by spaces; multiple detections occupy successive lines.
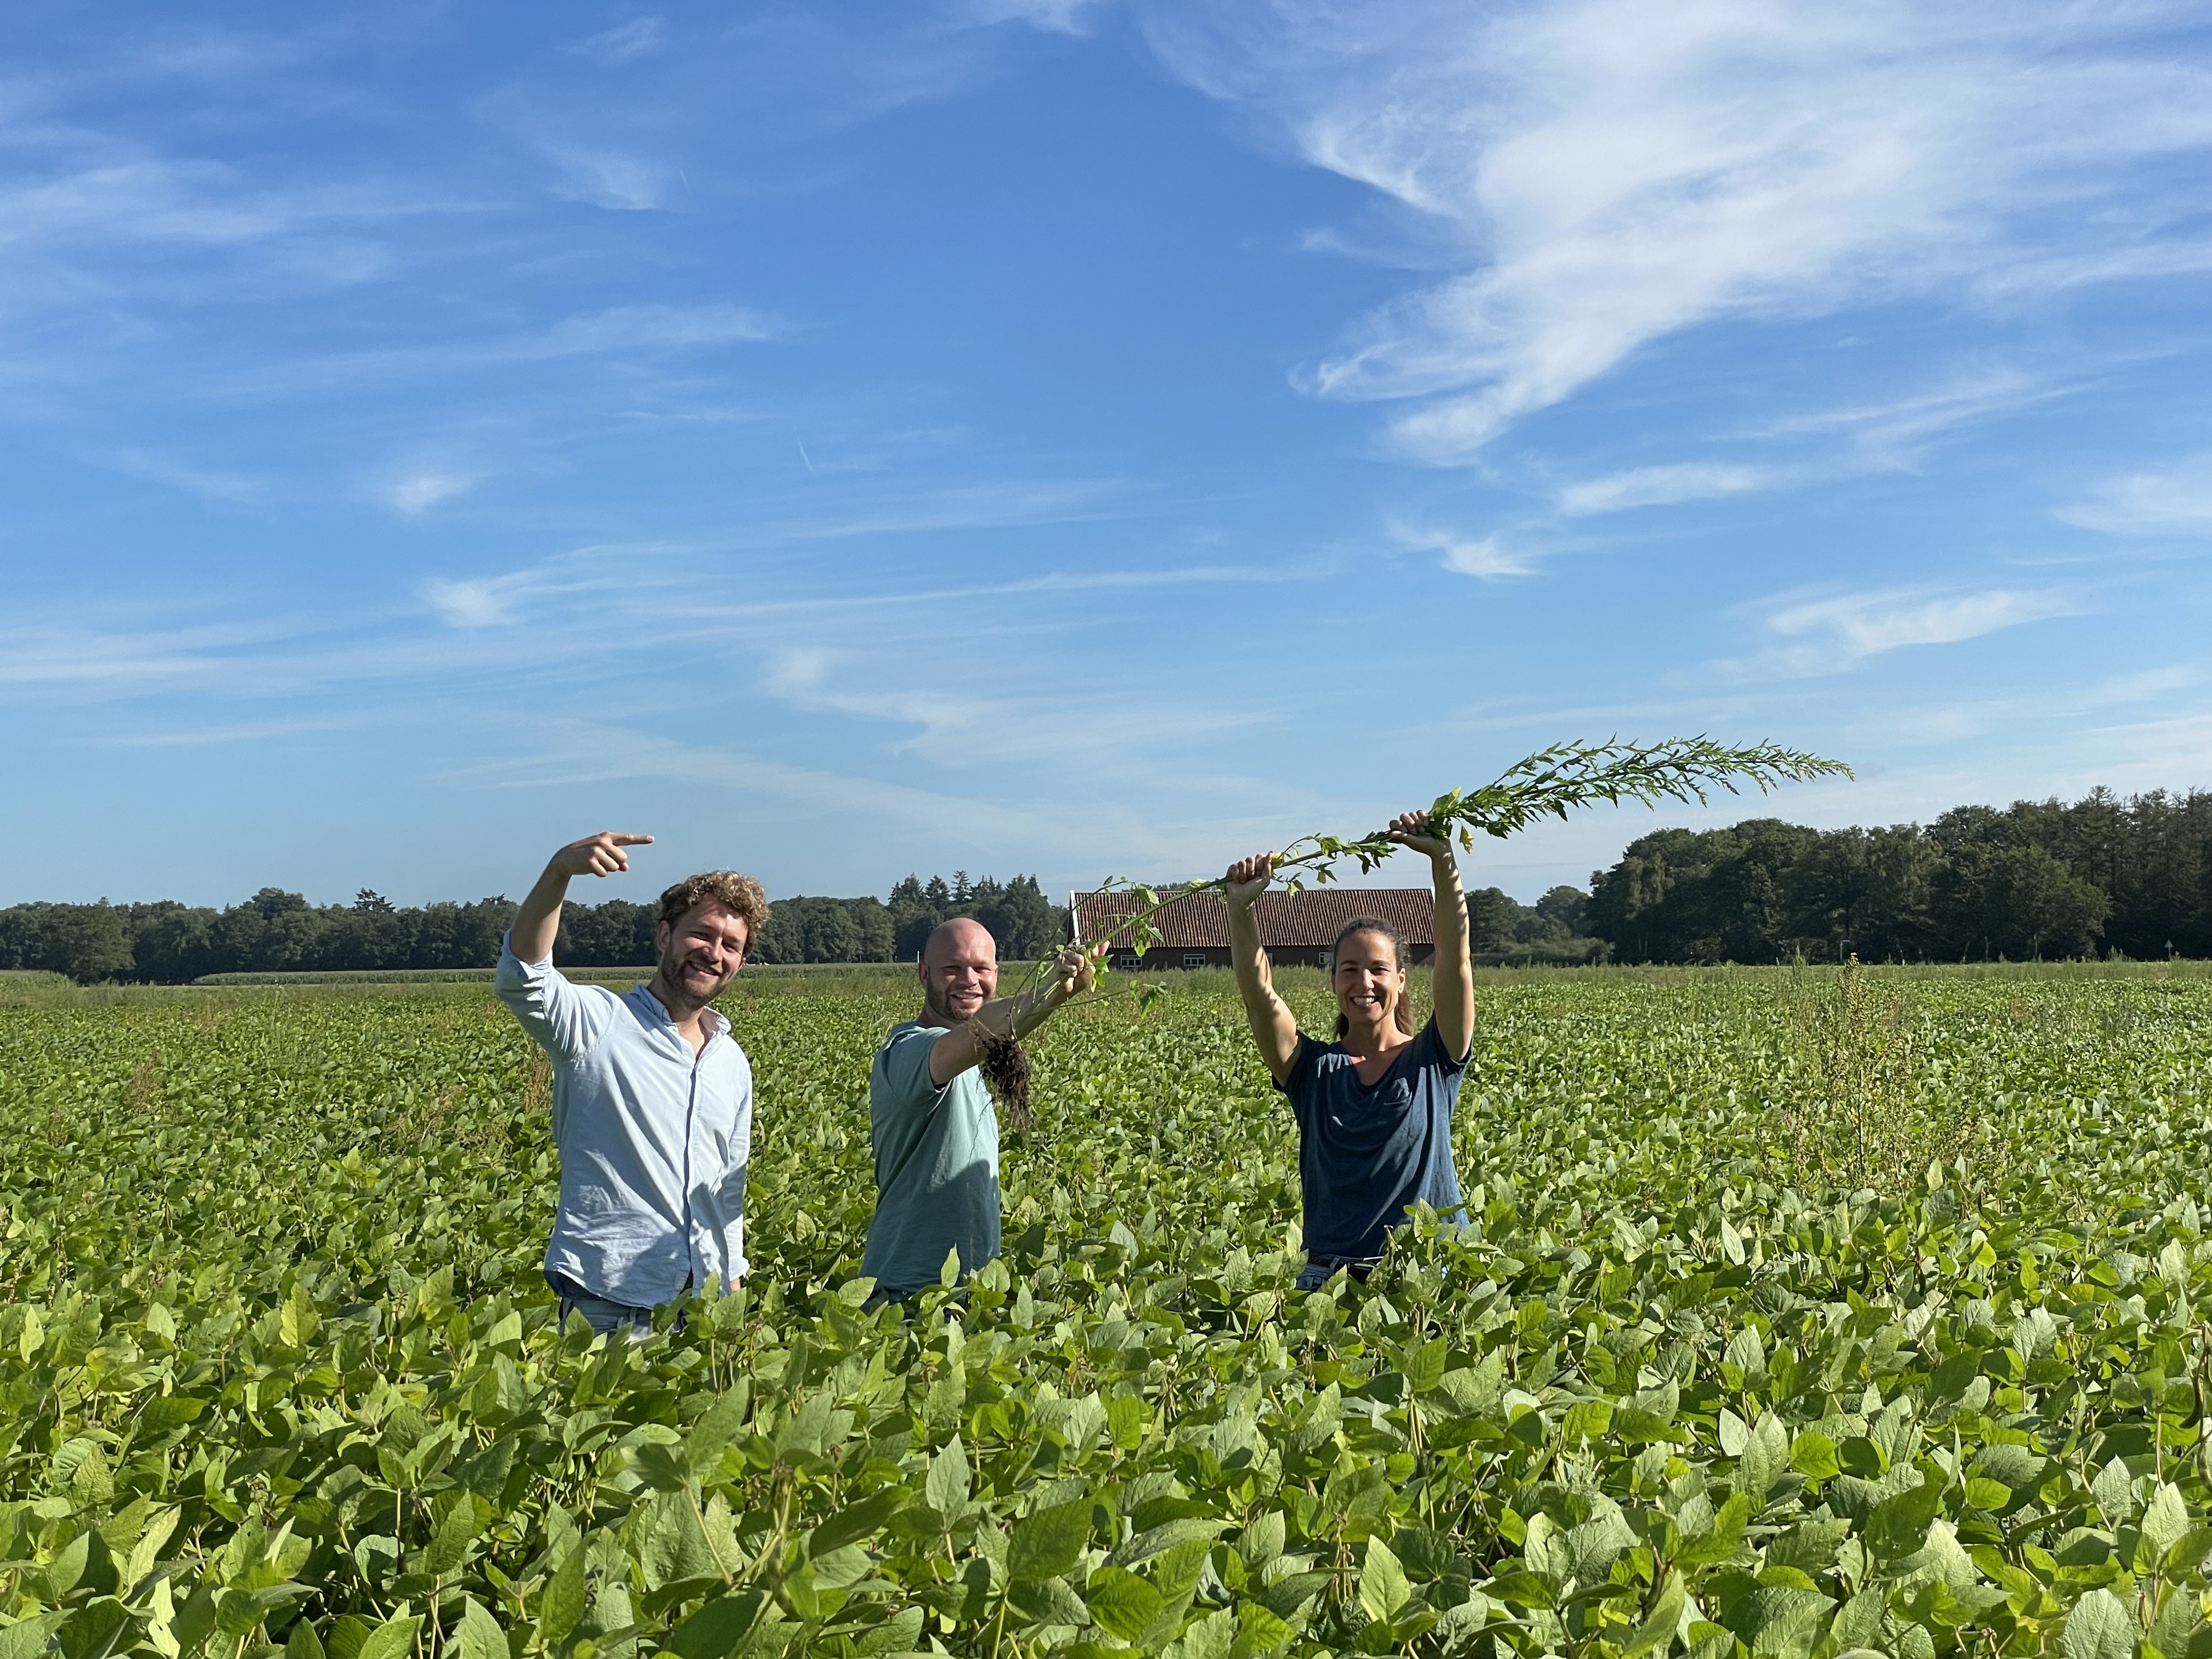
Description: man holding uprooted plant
xmin=1224 ymin=810 xmax=1477 ymax=1291
xmin=862 ymin=918 xmax=1098 ymax=1302
xmin=496 ymin=831 xmax=769 ymax=1339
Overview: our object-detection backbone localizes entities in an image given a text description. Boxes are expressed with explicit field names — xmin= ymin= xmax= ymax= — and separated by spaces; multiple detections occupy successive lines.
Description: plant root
xmin=972 ymin=1023 xmax=1034 ymax=1135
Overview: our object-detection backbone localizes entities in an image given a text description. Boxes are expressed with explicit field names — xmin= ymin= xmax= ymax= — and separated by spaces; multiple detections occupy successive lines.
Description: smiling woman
xmin=1223 ymin=809 xmax=1478 ymax=1292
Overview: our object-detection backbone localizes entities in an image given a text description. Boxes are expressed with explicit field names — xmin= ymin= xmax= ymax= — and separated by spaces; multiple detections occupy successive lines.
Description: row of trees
xmin=10 ymin=788 xmax=2208 ymax=979
xmin=1587 ymin=788 xmax=2212 ymax=963
xmin=1466 ymin=884 xmax=1605 ymax=964
xmin=0 ymin=872 xmax=1066 ymax=984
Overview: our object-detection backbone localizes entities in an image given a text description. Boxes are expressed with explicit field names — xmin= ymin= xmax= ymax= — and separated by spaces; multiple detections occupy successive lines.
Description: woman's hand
xmin=1223 ymin=852 xmax=1274 ymax=909
xmin=1386 ymin=810 xmax=1454 ymax=862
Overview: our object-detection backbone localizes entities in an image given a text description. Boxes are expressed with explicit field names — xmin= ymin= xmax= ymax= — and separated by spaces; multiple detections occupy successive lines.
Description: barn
xmin=1070 ymin=887 xmax=1436 ymax=972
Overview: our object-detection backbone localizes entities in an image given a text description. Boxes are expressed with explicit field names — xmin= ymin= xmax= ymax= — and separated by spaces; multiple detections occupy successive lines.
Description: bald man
xmin=861 ymin=918 xmax=1096 ymax=1299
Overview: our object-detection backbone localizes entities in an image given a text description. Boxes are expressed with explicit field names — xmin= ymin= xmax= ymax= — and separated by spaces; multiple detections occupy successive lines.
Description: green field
xmin=4 ymin=963 xmax=2212 ymax=1659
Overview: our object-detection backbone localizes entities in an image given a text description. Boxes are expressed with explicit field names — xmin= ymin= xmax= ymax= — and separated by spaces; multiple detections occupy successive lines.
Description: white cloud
xmin=2080 ymin=664 xmax=2203 ymax=707
xmin=422 ymin=575 xmax=523 ymax=627
xmin=1753 ymin=364 xmax=2073 ymax=465
xmin=1721 ymin=583 xmax=2082 ymax=678
xmin=1387 ymin=517 xmax=1533 ymax=579
xmin=2057 ymin=453 xmax=2212 ymax=538
xmin=1557 ymin=461 xmax=1770 ymax=516
xmin=528 ymin=303 xmax=775 ymax=356
xmin=100 ymin=448 xmax=262 ymax=503
xmin=1533 ymin=365 xmax=2059 ymax=523
xmin=958 ymin=0 xmax=1111 ymax=33
xmin=474 ymin=83 xmax=684 ymax=211
xmin=385 ymin=472 xmax=476 ymax=515
xmin=0 ymin=618 xmax=298 ymax=691
xmin=569 ymin=18 xmax=667 ymax=65
xmin=1141 ymin=0 xmax=2212 ymax=461
xmin=786 ymin=478 xmax=1125 ymax=538
xmin=224 ymin=303 xmax=776 ymax=398
xmin=537 ymin=141 xmax=674 ymax=211
xmin=764 ymin=648 xmax=996 ymax=752
xmin=760 ymin=644 xmax=1263 ymax=778
xmin=100 ymin=712 xmax=366 ymax=747
xmin=2077 ymin=709 xmax=2212 ymax=791
xmin=0 ymin=159 xmax=289 ymax=250
xmin=446 ymin=716 xmax=1267 ymax=881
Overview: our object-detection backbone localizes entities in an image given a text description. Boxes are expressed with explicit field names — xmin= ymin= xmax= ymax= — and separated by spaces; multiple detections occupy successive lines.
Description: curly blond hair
xmin=657 ymin=870 xmax=770 ymax=944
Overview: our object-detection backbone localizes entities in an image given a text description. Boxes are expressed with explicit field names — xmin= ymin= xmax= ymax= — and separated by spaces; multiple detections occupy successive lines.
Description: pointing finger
xmin=609 ymin=833 xmax=655 ymax=846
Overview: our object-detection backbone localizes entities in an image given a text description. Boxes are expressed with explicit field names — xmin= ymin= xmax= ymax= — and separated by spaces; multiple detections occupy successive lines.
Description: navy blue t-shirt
xmin=1276 ymin=1018 xmax=1469 ymax=1261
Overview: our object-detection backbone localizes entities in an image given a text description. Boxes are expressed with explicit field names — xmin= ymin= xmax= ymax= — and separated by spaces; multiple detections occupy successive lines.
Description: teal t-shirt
xmin=862 ymin=1022 xmax=1001 ymax=1293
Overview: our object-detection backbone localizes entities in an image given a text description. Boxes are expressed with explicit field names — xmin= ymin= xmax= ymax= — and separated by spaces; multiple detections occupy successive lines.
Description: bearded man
xmin=495 ymin=831 xmax=768 ymax=1339
xmin=862 ymin=917 xmax=1096 ymax=1301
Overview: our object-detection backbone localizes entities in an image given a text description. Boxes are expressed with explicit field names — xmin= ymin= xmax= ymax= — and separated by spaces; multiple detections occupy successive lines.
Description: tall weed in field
xmin=1775 ymin=956 xmax=1934 ymax=1198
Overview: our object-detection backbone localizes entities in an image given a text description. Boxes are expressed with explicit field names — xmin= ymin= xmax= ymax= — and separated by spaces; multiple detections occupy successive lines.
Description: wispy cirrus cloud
xmin=1751 ymin=364 xmax=2078 ymax=466
xmin=0 ymin=617 xmax=305 ymax=691
xmin=100 ymin=712 xmax=372 ymax=748
xmin=568 ymin=18 xmax=667 ymax=66
xmin=2057 ymin=453 xmax=2212 ymax=539
xmin=382 ymin=471 xmax=478 ymax=516
xmin=1717 ymin=584 xmax=2084 ymax=679
xmin=761 ymin=645 xmax=1263 ymax=779
xmin=224 ymin=302 xmax=776 ymax=399
xmin=450 ymin=714 xmax=1291 ymax=882
xmin=1556 ymin=461 xmax=1773 ymax=517
xmin=1387 ymin=517 xmax=1533 ymax=579
xmin=954 ymin=0 xmax=1112 ymax=33
xmin=98 ymin=447 xmax=263 ymax=503
xmin=783 ymin=478 xmax=1128 ymax=539
xmin=1136 ymin=0 xmax=2212 ymax=461
xmin=407 ymin=534 xmax=1288 ymax=644
xmin=534 ymin=141 xmax=676 ymax=211
xmin=1390 ymin=361 xmax=2071 ymax=549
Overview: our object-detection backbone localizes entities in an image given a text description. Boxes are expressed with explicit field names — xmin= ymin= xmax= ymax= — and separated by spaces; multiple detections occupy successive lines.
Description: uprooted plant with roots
xmin=973 ymin=1023 xmax=1034 ymax=1135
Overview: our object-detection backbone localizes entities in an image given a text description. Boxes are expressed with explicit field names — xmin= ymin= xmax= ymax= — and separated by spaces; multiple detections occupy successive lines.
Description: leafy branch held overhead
xmin=1079 ymin=736 xmax=1850 ymax=969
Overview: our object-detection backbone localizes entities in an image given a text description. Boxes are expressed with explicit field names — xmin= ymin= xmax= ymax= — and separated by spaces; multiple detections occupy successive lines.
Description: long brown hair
xmin=1331 ymin=917 xmax=1417 ymax=1040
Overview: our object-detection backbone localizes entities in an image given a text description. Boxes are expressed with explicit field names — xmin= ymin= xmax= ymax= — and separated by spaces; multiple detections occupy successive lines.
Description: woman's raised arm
xmin=1224 ymin=853 xmax=1302 ymax=1085
xmin=1386 ymin=811 xmax=1475 ymax=1062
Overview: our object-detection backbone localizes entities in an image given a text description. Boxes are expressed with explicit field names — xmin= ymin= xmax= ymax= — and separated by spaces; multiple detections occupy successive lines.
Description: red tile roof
xmin=1073 ymin=887 xmax=1436 ymax=950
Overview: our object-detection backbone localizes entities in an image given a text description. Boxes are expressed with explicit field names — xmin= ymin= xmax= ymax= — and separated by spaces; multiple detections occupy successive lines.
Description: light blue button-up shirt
xmin=495 ymin=937 xmax=752 ymax=1305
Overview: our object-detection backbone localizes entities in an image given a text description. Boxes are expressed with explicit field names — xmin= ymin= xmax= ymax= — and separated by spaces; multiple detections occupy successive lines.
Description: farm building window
xmin=1113 ymin=956 xmax=1143 ymax=972
xmin=1182 ymin=953 xmax=1207 ymax=969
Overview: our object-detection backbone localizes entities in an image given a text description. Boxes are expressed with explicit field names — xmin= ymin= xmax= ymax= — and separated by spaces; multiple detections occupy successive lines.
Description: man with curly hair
xmin=496 ymin=831 xmax=769 ymax=1338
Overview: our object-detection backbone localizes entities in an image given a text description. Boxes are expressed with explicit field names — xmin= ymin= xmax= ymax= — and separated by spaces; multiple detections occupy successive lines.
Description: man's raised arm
xmin=927 ymin=945 xmax=1099 ymax=1087
xmin=510 ymin=832 xmax=655 ymax=963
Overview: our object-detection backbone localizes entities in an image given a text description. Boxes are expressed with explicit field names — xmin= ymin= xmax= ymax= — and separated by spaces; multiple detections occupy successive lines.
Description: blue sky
xmin=5 ymin=0 xmax=2211 ymax=909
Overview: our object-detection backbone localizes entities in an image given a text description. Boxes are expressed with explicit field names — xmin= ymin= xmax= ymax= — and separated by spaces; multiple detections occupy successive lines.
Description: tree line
xmin=1465 ymin=884 xmax=1605 ymax=965
xmin=0 ymin=871 xmax=1065 ymax=984
xmin=7 ymin=787 xmax=2207 ymax=981
xmin=1587 ymin=788 xmax=2212 ymax=963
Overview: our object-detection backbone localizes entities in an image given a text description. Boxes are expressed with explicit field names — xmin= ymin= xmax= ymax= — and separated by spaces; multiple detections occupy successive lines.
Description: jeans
xmin=1295 ymin=1255 xmax=1376 ymax=1293
xmin=549 ymin=1271 xmax=658 ymax=1340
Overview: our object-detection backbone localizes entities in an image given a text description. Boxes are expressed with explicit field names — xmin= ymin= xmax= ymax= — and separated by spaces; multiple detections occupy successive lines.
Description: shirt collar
xmin=629 ymin=981 xmax=728 ymax=1043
